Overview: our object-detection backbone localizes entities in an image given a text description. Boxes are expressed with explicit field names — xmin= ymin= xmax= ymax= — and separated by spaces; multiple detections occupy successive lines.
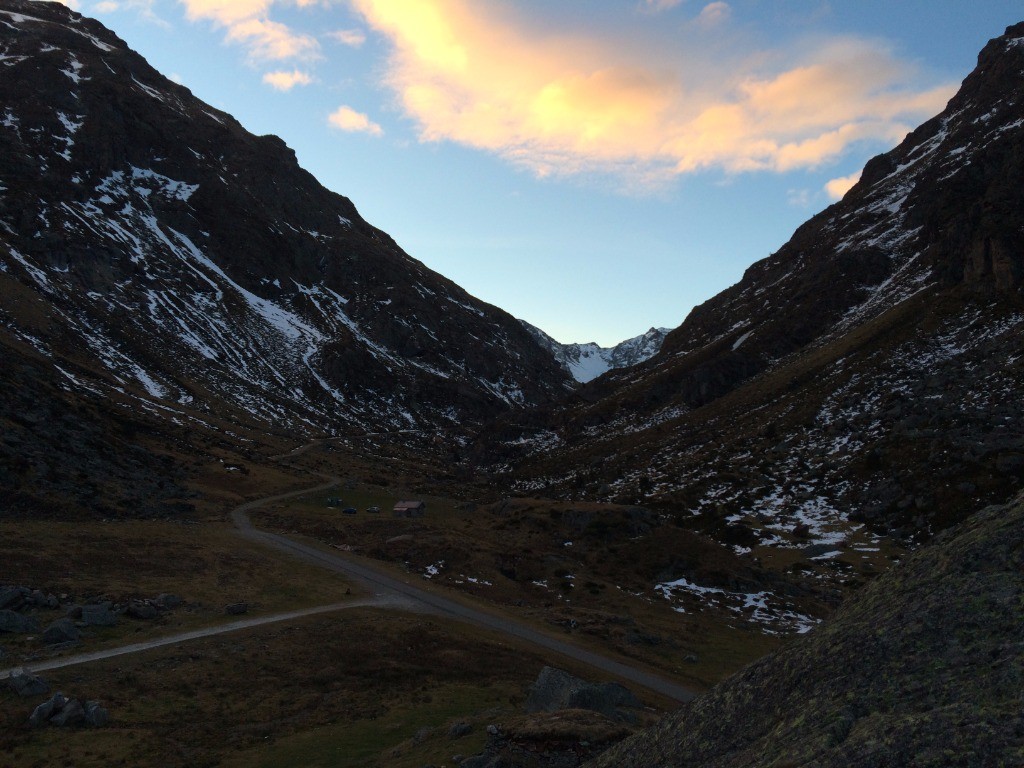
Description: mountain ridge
xmin=519 ymin=322 xmax=671 ymax=383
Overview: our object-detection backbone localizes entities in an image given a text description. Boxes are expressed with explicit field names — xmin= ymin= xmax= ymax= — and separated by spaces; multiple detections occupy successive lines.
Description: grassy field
xmin=0 ymin=609 xmax=640 ymax=768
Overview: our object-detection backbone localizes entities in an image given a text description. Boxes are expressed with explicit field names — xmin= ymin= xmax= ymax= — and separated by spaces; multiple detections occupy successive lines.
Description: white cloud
xmin=694 ymin=2 xmax=730 ymax=27
xmin=328 ymin=28 xmax=367 ymax=47
xmin=825 ymin=170 xmax=862 ymax=199
xmin=328 ymin=105 xmax=383 ymax=136
xmin=348 ymin=0 xmax=953 ymax=185
xmin=177 ymin=0 xmax=320 ymax=62
xmin=786 ymin=188 xmax=812 ymax=207
xmin=641 ymin=0 xmax=685 ymax=12
xmin=262 ymin=69 xmax=313 ymax=90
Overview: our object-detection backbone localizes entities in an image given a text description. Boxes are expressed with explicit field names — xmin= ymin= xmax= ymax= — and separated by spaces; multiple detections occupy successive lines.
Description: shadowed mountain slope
xmin=591 ymin=492 xmax=1024 ymax=767
xmin=0 ymin=0 xmax=571 ymax=445
xmin=480 ymin=23 xmax=1024 ymax=553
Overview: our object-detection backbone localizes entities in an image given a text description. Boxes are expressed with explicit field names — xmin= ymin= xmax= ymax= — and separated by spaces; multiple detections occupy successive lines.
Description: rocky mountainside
xmin=481 ymin=23 xmax=1024 ymax=557
xmin=591 ymin=492 xmax=1024 ymax=768
xmin=520 ymin=322 xmax=670 ymax=383
xmin=0 ymin=0 xmax=572 ymax=450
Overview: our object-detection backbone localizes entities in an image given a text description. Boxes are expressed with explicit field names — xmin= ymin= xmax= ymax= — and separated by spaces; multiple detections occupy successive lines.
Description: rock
xmin=127 ymin=600 xmax=158 ymax=620
xmin=50 ymin=697 xmax=86 ymax=727
xmin=413 ymin=726 xmax=434 ymax=745
xmin=449 ymin=722 xmax=472 ymax=739
xmin=84 ymin=700 xmax=110 ymax=727
xmin=45 ymin=595 xmax=59 ymax=609
xmin=9 ymin=670 xmax=50 ymax=697
xmin=28 ymin=691 xmax=65 ymax=727
xmin=42 ymin=618 xmax=81 ymax=645
xmin=0 ymin=586 xmax=26 ymax=611
xmin=29 ymin=589 xmax=46 ymax=607
xmin=525 ymin=666 xmax=641 ymax=722
xmin=0 ymin=645 xmax=6 ymax=660
xmin=155 ymin=593 xmax=182 ymax=610
xmin=486 ymin=724 xmax=499 ymax=736
xmin=81 ymin=603 xmax=118 ymax=626
xmin=683 ymin=654 xmax=699 ymax=664
xmin=225 ymin=602 xmax=249 ymax=615
xmin=0 ymin=609 xmax=40 ymax=634
xmin=792 ymin=523 xmax=811 ymax=539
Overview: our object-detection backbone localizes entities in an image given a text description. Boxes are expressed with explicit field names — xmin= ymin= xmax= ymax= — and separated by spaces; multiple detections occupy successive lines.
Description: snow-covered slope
xmin=0 ymin=0 xmax=572 ymax=437
xmin=520 ymin=322 xmax=670 ymax=383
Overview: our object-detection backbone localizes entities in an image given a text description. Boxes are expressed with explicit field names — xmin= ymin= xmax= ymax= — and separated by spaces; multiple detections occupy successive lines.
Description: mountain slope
xmin=592 ymin=493 xmax=1024 ymax=768
xmin=520 ymin=322 xmax=670 ymax=383
xmin=481 ymin=22 xmax=1024 ymax=554
xmin=0 ymin=0 xmax=572 ymax=443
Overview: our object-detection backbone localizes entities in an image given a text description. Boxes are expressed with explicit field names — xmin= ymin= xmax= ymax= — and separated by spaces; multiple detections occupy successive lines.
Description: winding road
xmin=3 ymin=442 xmax=698 ymax=704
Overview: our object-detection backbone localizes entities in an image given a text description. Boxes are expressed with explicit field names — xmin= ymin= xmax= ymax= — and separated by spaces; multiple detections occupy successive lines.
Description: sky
xmin=51 ymin=0 xmax=1023 ymax=345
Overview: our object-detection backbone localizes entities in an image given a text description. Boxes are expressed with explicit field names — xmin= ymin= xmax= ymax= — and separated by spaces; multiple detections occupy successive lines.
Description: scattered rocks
xmin=225 ymin=602 xmax=249 ymax=616
xmin=0 ymin=609 xmax=40 ymax=634
xmin=525 ymin=666 xmax=641 ymax=722
xmin=9 ymin=670 xmax=50 ymax=697
xmin=42 ymin=618 xmax=81 ymax=645
xmin=27 ymin=691 xmax=108 ymax=728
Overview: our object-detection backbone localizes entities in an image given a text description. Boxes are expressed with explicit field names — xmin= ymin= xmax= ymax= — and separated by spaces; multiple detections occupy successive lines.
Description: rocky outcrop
xmin=591 ymin=494 xmax=1024 ymax=768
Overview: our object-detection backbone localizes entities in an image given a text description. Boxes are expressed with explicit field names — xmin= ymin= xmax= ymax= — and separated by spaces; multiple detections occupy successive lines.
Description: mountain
xmin=592 ymin=492 xmax=1024 ymax=768
xmin=477 ymin=23 xmax=1024 ymax=594
xmin=0 ymin=0 xmax=572 ymax=452
xmin=519 ymin=322 xmax=671 ymax=383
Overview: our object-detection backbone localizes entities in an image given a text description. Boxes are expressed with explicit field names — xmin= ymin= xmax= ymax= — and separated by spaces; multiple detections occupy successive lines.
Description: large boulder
xmin=42 ymin=618 xmax=81 ymax=645
xmin=525 ymin=667 xmax=641 ymax=722
xmin=84 ymin=700 xmax=110 ymax=727
xmin=9 ymin=670 xmax=50 ymax=697
xmin=0 ymin=586 xmax=27 ymax=611
xmin=80 ymin=603 xmax=118 ymax=627
xmin=49 ymin=697 xmax=86 ymax=727
xmin=28 ymin=692 xmax=65 ymax=727
xmin=126 ymin=600 xmax=158 ymax=620
xmin=0 ymin=610 xmax=40 ymax=634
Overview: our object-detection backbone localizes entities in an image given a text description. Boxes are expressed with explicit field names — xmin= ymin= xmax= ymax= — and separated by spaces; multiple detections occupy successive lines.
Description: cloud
xmin=262 ymin=68 xmax=313 ymax=90
xmin=825 ymin=170 xmax=862 ymax=200
xmin=328 ymin=105 xmax=383 ymax=136
xmin=694 ymin=2 xmax=730 ymax=27
xmin=177 ymin=0 xmax=320 ymax=62
xmin=641 ymin=0 xmax=685 ymax=12
xmin=786 ymin=188 xmax=812 ymax=207
xmin=329 ymin=28 xmax=367 ymax=47
xmin=348 ymin=0 xmax=953 ymax=185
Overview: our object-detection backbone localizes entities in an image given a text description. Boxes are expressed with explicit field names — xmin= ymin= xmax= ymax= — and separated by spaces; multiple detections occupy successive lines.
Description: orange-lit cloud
xmin=825 ymin=170 xmax=863 ymax=200
xmin=328 ymin=105 xmax=383 ymax=135
xmin=177 ymin=0 xmax=319 ymax=62
xmin=348 ymin=0 xmax=953 ymax=184
xmin=262 ymin=68 xmax=313 ymax=90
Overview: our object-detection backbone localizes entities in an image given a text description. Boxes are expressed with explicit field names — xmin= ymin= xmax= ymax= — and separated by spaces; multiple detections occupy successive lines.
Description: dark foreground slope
xmin=482 ymin=23 xmax=1024 ymax=548
xmin=0 ymin=0 xmax=570 ymax=444
xmin=591 ymin=493 xmax=1024 ymax=768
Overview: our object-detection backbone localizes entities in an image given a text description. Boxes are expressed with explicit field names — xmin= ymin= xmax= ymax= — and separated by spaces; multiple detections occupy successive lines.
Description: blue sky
xmin=61 ymin=0 xmax=1022 ymax=345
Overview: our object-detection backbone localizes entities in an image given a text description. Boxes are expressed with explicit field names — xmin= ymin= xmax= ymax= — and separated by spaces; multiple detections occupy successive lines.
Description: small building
xmin=393 ymin=500 xmax=426 ymax=518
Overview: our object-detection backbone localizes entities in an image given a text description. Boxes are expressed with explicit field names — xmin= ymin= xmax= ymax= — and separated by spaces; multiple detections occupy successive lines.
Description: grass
xmin=0 ymin=610 xmax=571 ymax=768
xmin=0 ymin=517 xmax=359 ymax=665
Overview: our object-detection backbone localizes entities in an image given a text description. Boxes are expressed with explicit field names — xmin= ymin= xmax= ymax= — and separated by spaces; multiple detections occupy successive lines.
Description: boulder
xmin=9 ymin=671 xmax=50 ymax=697
xmin=84 ymin=700 xmax=110 ymax=727
xmin=28 ymin=692 xmax=65 ymax=727
xmin=50 ymin=697 xmax=86 ymax=727
xmin=81 ymin=603 xmax=118 ymax=626
xmin=449 ymin=722 xmax=472 ymax=739
xmin=525 ymin=667 xmax=641 ymax=722
xmin=0 ymin=609 xmax=40 ymax=634
xmin=127 ymin=600 xmax=158 ymax=620
xmin=155 ymin=593 xmax=182 ymax=610
xmin=0 ymin=586 xmax=26 ymax=611
xmin=42 ymin=618 xmax=81 ymax=645
xmin=225 ymin=602 xmax=249 ymax=615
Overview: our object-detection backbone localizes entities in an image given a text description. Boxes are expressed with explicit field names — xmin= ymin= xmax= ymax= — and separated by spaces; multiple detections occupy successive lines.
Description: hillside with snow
xmin=520 ymin=323 xmax=671 ymax=383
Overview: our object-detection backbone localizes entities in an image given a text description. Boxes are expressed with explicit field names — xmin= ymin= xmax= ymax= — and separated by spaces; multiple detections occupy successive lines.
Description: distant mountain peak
xmin=519 ymin=322 xmax=671 ymax=383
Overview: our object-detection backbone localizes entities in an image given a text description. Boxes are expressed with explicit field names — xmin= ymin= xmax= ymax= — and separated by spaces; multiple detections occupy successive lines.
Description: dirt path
xmin=5 ymin=448 xmax=697 ymax=703
xmin=0 ymin=596 xmax=406 ymax=681
xmin=232 ymin=464 xmax=698 ymax=704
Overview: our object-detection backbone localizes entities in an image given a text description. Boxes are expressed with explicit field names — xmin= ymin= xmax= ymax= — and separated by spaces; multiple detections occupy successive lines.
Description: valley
xmin=1 ymin=2 xmax=1022 ymax=766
